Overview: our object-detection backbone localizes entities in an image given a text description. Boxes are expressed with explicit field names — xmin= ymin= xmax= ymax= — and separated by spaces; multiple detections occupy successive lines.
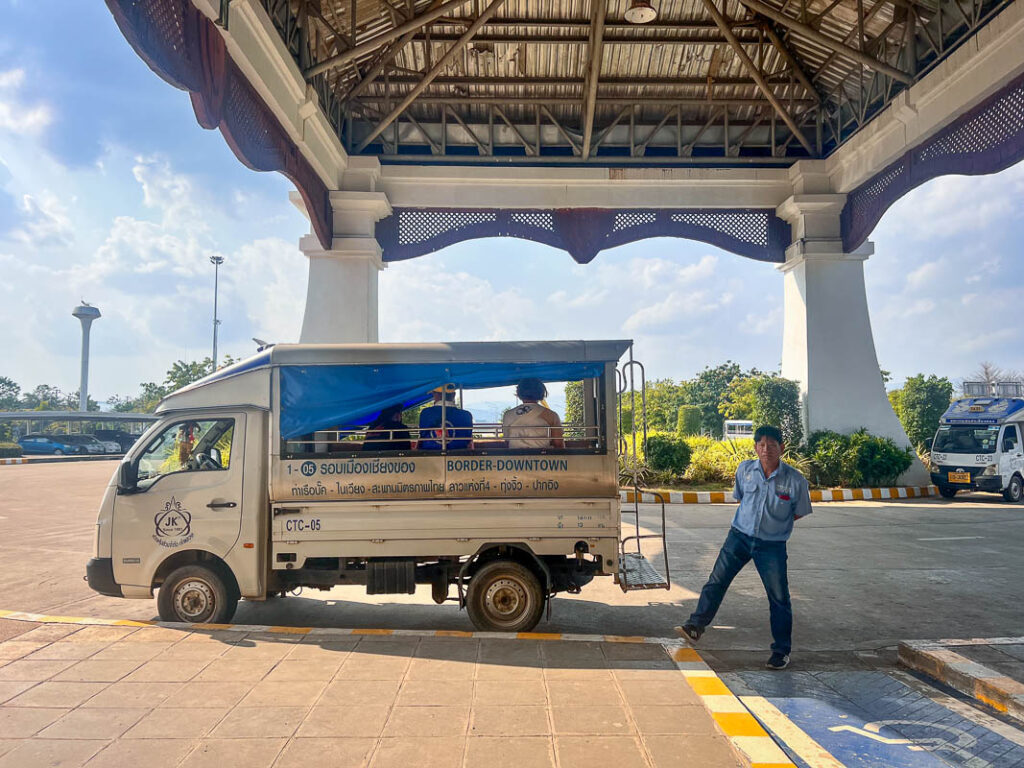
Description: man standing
xmin=676 ymin=425 xmax=811 ymax=670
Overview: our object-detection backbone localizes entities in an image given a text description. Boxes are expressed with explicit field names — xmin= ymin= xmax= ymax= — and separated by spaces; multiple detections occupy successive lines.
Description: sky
xmin=1 ymin=2 xmax=1023 ymax=406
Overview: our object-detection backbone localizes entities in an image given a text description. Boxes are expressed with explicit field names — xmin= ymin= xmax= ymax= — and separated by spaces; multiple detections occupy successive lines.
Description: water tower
xmin=72 ymin=303 xmax=101 ymax=412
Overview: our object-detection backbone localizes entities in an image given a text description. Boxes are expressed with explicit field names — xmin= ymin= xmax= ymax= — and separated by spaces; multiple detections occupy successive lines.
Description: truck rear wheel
xmin=1003 ymin=474 xmax=1023 ymax=503
xmin=938 ymin=485 xmax=958 ymax=499
xmin=466 ymin=560 xmax=544 ymax=633
xmin=157 ymin=564 xmax=238 ymax=624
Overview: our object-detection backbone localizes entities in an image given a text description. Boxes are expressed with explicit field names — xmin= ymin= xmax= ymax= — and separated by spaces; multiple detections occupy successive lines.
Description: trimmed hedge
xmin=644 ymin=434 xmax=692 ymax=473
xmin=808 ymin=429 xmax=912 ymax=487
xmin=676 ymin=405 xmax=702 ymax=436
xmin=0 ymin=443 xmax=23 ymax=458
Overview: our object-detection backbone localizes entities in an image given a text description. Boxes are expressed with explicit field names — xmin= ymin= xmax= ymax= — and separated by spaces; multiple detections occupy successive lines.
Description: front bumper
xmin=931 ymin=472 xmax=1002 ymax=493
xmin=85 ymin=557 xmax=122 ymax=597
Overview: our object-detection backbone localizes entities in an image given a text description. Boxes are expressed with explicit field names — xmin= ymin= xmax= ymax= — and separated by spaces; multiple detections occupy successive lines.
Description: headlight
xmin=982 ymin=464 xmax=999 ymax=476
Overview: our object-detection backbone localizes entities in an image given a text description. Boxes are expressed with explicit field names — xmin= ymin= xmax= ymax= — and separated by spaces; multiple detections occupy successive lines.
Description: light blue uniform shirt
xmin=731 ymin=459 xmax=812 ymax=542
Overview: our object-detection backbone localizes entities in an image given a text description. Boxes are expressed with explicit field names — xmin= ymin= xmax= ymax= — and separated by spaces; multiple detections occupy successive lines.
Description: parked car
xmin=92 ymin=429 xmax=140 ymax=453
xmin=17 ymin=435 xmax=84 ymax=455
xmin=63 ymin=435 xmax=106 ymax=454
xmin=90 ymin=436 xmax=122 ymax=453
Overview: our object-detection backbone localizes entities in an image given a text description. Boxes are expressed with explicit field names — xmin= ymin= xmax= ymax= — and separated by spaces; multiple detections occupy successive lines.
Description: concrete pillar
xmin=298 ymin=232 xmax=385 ymax=343
xmin=776 ymin=192 xmax=929 ymax=484
xmin=296 ymin=174 xmax=392 ymax=343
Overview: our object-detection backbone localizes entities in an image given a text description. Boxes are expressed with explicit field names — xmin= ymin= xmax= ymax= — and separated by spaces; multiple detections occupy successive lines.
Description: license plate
xmin=948 ymin=471 xmax=971 ymax=483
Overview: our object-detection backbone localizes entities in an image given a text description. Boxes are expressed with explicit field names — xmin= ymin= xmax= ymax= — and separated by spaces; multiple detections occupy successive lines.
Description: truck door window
xmin=1004 ymin=426 xmax=1020 ymax=452
xmin=135 ymin=419 xmax=235 ymax=489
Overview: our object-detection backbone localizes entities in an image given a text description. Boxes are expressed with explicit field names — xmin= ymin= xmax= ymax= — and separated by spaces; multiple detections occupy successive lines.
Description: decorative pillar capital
xmin=299 ymin=234 xmax=385 ymax=271
xmin=776 ymin=193 xmax=847 ymax=246
xmin=778 ymin=239 xmax=873 ymax=273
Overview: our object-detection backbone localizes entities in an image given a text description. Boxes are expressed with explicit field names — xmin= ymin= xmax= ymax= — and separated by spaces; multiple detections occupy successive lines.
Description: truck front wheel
xmin=1003 ymin=474 xmax=1023 ymax=503
xmin=158 ymin=564 xmax=238 ymax=624
xmin=466 ymin=560 xmax=544 ymax=633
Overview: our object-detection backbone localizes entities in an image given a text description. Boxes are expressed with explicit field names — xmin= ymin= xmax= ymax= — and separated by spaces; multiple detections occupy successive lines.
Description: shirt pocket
xmin=769 ymin=489 xmax=795 ymax=518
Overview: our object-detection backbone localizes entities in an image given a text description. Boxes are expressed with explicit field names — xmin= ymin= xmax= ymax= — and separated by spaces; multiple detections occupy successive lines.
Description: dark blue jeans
xmin=687 ymin=527 xmax=792 ymax=655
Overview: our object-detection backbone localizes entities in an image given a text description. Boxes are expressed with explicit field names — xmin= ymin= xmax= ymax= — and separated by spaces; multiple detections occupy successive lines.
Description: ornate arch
xmin=105 ymin=0 xmax=333 ymax=250
xmin=376 ymin=208 xmax=791 ymax=264
xmin=842 ymin=68 xmax=1024 ymax=252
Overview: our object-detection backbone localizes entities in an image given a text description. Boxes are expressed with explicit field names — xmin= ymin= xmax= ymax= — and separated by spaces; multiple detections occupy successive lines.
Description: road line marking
xmin=916 ymin=536 xmax=984 ymax=541
xmin=741 ymin=695 xmax=848 ymax=768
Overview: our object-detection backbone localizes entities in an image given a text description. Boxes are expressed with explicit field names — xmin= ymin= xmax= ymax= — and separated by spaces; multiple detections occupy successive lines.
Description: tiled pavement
xmin=0 ymin=622 xmax=747 ymax=768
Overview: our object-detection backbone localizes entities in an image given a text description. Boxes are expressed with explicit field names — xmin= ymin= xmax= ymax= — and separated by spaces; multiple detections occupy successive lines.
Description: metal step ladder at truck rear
xmin=617 ymin=348 xmax=670 ymax=592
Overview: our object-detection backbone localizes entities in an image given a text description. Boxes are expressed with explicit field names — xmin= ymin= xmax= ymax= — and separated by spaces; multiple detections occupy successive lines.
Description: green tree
xmin=749 ymin=375 xmax=803 ymax=448
xmin=164 ymin=359 xmax=213 ymax=391
xmin=887 ymin=387 xmax=903 ymax=417
xmin=0 ymin=377 xmax=20 ymax=410
xmin=20 ymin=384 xmax=65 ymax=410
xmin=895 ymin=374 xmax=953 ymax=448
xmin=676 ymin=404 xmax=701 ymax=436
xmin=689 ymin=361 xmax=750 ymax=438
xmin=64 ymin=391 xmax=100 ymax=411
xmin=564 ymin=380 xmax=584 ymax=425
xmin=719 ymin=376 xmax=758 ymax=420
xmin=642 ymin=379 xmax=691 ymax=432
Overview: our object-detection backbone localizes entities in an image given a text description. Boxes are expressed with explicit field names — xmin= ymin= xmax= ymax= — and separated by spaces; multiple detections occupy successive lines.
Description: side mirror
xmin=209 ymin=447 xmax=222 ymax=466
xmin=118 ymin=461 xmax=138 ymax=493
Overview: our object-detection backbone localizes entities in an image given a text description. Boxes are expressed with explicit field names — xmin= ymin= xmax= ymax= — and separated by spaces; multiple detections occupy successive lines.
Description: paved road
xmin=4 ymin=461 xmax=1024 ymax=767
xmin=3 ymin=461 xmax=1022 ymax=651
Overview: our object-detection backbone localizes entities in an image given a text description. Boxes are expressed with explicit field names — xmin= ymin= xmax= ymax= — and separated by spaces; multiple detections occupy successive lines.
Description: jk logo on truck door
xmin=153 ymin=497 xmax=194 ymax=548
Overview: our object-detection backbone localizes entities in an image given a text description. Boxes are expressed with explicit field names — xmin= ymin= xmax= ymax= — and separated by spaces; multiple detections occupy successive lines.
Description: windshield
xmin=933 ymin=425 xmax=999 ymax=454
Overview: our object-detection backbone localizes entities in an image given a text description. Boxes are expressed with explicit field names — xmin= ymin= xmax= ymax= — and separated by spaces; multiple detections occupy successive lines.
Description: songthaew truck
xmin=86 ymin=341 xmax=669 ymax=632
xmin=930 ymin=395 xmax=1024 ymax=502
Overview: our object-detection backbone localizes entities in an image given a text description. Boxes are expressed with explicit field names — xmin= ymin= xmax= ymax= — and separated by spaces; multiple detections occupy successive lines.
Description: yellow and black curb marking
xmin=621 ymin=486 xmax=937 ymax=505
xmin=0 ymin=609 xmax=795 ymax=767
xmin=899 ymin=638 xmax=1024 ymax=722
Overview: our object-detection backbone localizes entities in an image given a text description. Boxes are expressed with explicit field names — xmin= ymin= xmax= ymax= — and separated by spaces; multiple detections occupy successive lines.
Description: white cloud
xmin=0 ymin=68 xmax=53 ymax=135
xmin=905 ymin=261 xmax=940 ymax=288
xmin=11 ymin=192 xmax=73 ymax=247
xmin=878 ymin=164 xmax=1024 ymax=241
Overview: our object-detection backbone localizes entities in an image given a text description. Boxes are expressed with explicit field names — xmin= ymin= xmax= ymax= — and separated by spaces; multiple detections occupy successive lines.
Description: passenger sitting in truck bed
xmin=363 ymin=405 xmax=412 ymax=451
xmin=418 ymin=384 xmax=473 ymax=450
xmin=502 ymin=378 xmax=564 ymax=450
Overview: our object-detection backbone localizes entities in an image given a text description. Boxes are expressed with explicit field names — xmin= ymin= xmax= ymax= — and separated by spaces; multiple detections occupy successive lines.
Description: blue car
xmin=17 ymin=434 xmax=84 ymax=455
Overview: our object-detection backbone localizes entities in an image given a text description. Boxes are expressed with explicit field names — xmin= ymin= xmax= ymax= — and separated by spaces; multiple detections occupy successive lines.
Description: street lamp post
xmin=210 ymin=255 xmax=224 ymax=370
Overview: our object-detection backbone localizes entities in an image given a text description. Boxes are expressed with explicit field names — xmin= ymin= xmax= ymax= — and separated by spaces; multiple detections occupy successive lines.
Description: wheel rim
xmin=173 ymin=578 xmax=216 ymax=622
xmin=1013 ymin=478 xmax=1023 ymax=501
xmin=483 ymin=577 xmax=532 ymax=628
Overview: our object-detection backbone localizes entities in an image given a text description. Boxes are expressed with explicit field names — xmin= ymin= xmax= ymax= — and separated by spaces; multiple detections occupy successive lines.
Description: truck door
xmin=999 ymin=424 xmax=1023 ymax=487
xmin=112 ymin=414 xmax=246 ymax=589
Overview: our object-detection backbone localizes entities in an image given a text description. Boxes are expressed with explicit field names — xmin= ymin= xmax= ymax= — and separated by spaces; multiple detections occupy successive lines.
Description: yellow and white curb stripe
xmin=620 ymin=486 xmax=937 ymax=504
xmin=0 ymin=457 xmax=25 ymax=465
xmin=668 ymin=644 xmax=796 ymax=768
xmin=899 ymin=640 xmax=1024 ymax=721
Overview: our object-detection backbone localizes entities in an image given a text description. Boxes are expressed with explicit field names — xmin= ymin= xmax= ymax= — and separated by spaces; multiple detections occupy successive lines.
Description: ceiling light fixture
xmin=624 ymin=0 xmax=657 ymax=24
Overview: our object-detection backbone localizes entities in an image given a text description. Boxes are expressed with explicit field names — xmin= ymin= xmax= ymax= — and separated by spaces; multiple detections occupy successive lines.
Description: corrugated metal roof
xmin=283 ymin=0 xmax=1007 ymax=161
